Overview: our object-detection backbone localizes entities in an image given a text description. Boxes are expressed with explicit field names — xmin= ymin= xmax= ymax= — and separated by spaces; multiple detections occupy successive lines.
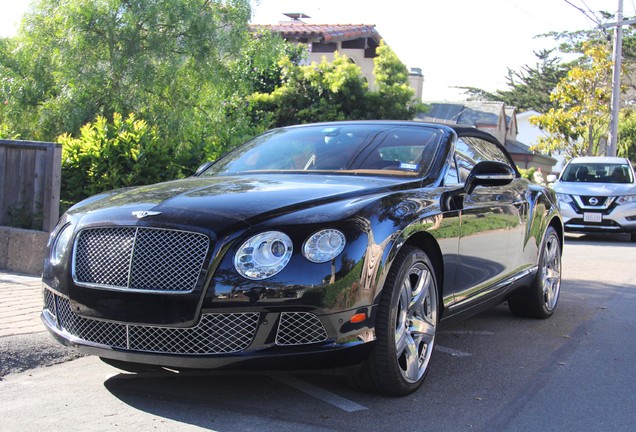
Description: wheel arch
xmin=549 ymin=216 xmax=564 ymax=251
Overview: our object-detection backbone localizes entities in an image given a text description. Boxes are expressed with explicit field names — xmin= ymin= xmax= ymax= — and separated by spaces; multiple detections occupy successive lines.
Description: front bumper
xmin=560 ymin=200 xmax=636 ymax=234
xmin=41 ymin=288 xmax=374 ymax=370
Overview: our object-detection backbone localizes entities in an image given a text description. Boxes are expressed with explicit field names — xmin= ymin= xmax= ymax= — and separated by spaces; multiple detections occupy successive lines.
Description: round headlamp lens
xmin=303 ymin=229 xmax=346 ymax=263
xmin=234 ymin=231 xmax=293 ymax=280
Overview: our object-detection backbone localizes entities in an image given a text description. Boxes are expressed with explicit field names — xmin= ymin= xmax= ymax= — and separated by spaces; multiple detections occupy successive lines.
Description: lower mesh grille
xmin=43 ymin=289 xmax=56 ymax=319
xmin=276 ymin=312 xmax=328 ymax=345
xmin=49 ymin=292 xmax=259 ymax=354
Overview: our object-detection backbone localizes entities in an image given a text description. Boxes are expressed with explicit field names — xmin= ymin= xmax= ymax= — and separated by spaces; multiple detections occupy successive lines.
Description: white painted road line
xmin=269 ymin=373 xmax=368 ymax=413
xmin=435 ymin=344 xmax=472 ymax=357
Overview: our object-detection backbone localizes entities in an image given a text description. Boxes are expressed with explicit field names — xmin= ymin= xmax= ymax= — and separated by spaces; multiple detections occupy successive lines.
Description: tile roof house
xmin=251 ymin=15 xmax=424 ymax=99
xmin=417 ymin=102 xmax=556 ymax=172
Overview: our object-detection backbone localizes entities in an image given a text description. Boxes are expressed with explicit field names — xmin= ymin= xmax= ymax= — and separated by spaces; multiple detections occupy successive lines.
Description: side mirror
xmin=194 ymin=161 xmax=215 ymax=176
xmin=546 ymin=174 xmax=557 ymax=183
xmin=465 ymin=161 xmax=515 ymax=194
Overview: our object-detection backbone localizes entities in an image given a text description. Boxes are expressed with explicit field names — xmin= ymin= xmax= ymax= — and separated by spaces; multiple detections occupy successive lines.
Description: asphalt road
xmin=1 ymin=233 xmax=635 ymax=431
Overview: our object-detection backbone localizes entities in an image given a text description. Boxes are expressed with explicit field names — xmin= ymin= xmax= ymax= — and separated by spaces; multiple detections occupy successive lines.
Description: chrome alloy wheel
xmin=541 ymin=232 xmax=561 ymax=311
xmin=394 ymin=262 xmax=438 ymax=383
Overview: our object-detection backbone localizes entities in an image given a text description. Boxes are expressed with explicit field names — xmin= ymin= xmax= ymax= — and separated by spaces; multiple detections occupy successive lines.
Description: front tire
xmin=352 ymin=246 xmax=438 ymax=396
xmin=508 ymin=226 xmax=562 ymax=319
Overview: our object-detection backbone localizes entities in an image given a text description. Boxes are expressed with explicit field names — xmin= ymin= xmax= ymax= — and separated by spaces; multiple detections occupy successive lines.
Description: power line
xmin=563 ymin=0 xmax=603 ymax=26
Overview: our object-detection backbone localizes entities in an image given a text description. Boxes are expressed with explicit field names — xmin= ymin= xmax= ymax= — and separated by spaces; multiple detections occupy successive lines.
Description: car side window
xmin=455 ymin=152 xmax=474 ymax=183
xmin=444 ymin=155 xmax=460 ymax=185
xmin=457 ymin=136 xmax=511 ymax=166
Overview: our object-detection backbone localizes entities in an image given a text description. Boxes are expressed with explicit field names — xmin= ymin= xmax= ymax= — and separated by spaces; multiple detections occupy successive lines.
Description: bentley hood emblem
xmin=132 ymin=210 xmax=162 ymax=219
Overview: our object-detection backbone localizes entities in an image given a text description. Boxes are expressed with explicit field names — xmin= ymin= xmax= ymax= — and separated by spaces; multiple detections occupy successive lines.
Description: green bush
xmin=59 ymin=113 xmax=180 ymax=210
xmin=518 ymin=167 xmax=536 ymax=182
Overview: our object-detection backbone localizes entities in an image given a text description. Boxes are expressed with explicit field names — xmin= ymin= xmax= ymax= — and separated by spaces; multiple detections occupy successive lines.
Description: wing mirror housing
xmin=465 ymin=161 xmax=516 ymax=194
xmin=546 ymin=174 xmax=557 ymax=183
xmin=194 ymin=161 xmax=215 ymax=176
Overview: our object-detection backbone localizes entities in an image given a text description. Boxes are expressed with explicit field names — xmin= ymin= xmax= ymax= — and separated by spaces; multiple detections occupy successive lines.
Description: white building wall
xmin=309 ymin=47 xmax=376 ymax=89
xmin=516 ymin=110 xmax=547 ymax=147
xmin=517 ymin=110 xmax=566 ymax=172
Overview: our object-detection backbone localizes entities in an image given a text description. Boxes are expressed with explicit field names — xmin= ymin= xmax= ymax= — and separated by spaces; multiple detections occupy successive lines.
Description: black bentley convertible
xmin=42 ymin=121 xmax=563 ymax=396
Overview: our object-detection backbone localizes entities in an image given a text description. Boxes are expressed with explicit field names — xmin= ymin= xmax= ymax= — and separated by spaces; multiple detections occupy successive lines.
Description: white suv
xmin=553 ymin=156 xmax=636 ymax=242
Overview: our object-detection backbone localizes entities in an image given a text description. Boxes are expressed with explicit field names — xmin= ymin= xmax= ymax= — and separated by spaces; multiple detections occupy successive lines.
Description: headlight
xmin=556 ymin=193 xmax=573 ymax=206
xmin=302 ymin=229 xmax=346 ymax=263
xmin=616 ymin=194 xmax=636 ymax=205
xmin=50 ymin=224 xmax=73 ymax=265
xmin=234 ymin=231 xmax=293 ymax=280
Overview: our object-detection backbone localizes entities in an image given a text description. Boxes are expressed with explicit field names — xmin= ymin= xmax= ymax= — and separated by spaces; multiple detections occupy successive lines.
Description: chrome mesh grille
xmin=50 ymin=293 xmax=258 ymax=354
xmin=56 ymin=294 xmax=128 ymax=347
xmin=128 ymin=313 xmax=260 ymax=354
xmin=73 ymin=227 xmax=209 ymax=292
xmin=43 ymin=288 xmax=57 ymax=318
xmin=276 ymin=312 xmax=328 ymax=346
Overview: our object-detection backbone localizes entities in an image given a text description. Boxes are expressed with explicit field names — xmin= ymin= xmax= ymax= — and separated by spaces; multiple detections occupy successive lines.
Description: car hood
xmin=553 ymin=181 xmax=636 ymax=196
xmin=69 ymin=174 xmax=413 ymax=231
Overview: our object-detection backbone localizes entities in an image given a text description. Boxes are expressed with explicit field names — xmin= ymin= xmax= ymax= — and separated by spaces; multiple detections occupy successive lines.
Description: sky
xmin=0 ymin=0 xmax=629 ymax=101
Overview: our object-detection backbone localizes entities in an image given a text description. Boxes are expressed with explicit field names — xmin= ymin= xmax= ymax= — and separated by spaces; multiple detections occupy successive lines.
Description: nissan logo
xmin=589 ymin=197 xmax=599 ymax=206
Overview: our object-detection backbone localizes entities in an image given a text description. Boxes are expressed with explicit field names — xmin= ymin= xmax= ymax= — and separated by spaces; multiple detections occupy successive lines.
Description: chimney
xmin=408 ymin=68 xmax=424 ymax=101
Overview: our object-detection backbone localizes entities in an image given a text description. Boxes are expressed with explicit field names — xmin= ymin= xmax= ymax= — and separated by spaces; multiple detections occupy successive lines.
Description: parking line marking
xmin=269 ymin=374 xmax=368 ymax=413
xmin=435 ymin=344 xmax=472 ymax=357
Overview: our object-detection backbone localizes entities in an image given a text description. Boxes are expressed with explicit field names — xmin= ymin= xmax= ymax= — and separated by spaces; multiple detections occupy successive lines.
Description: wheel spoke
xmin=410 ymin=315 xmax=435 ymax=344
xmin=401 ymin=278 xmax=413 ymax=310
xmin=409 ymin=267 xmax=425 ymax=308
xmin=395 ymin=326 xmax=408 ymax=356
xmin=545 ymin=239 xmax=557 ymax=263
xmin=411 ymin=270 xmax=430 ymax=312
xmin=545 ymin=267 xmax=560 ymax=280
xmin=401 ymin=333 xmax=421 ymax=382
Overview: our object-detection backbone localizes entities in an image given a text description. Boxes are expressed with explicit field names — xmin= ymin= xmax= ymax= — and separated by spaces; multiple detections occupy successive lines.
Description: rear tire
xmin=351 ymin=246 xmax=438 ymax=396
xmin=508 ymin=226 xmax=561 ymax=319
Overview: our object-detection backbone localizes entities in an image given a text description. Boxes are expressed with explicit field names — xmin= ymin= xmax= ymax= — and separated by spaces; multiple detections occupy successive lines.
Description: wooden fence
xmin=0 ymin=140 xmax=62 ymax=232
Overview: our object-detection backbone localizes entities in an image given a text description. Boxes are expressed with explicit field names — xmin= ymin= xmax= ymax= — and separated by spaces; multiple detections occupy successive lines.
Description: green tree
xmin=459 ymin=49 xmax=569 ymax=113
xmin=0 ymin=0 xmax=286 ymax=168
xmin=249 ymin=52 xmax=371 ymax=127
xmin=618 ymin=109 xmax=636 ymax=161
xmin=249 ymin=42 xmax=421 ymax=127
xmin=530 ymin=43 xmax=612 ymax=158
xmin=371 ymin=41 xmax=424 ymax=118
xmin=59 ymin=113 xmax=175 ymax=209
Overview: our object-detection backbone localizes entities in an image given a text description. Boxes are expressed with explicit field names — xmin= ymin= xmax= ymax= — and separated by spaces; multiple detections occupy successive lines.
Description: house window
xmin=312 ymin=42 xmax=337 ymax=53
xmin=364 ymin=47 xmax=377 ymax=58
xmin=342 ymin=38 xmax=366 ymax=49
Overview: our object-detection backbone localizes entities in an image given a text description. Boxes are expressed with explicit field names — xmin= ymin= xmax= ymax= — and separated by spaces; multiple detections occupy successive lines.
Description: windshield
xmin=561 ymin=162 xmax=634 ymax=184
xmin=200 ymin=124 xmax=444 ymax=177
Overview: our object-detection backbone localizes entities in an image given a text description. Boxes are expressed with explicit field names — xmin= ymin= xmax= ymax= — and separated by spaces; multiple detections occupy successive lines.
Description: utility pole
xmin=606 ymin=0 xmax=623 ymax=157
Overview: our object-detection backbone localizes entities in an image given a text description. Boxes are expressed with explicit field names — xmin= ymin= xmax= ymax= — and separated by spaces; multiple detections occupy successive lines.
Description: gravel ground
xmin=0 ymin=332 xmax=85 ymax=378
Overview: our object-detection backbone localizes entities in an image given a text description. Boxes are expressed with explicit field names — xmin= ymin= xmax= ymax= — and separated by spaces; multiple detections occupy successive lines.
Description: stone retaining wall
xmin=0 ymin=227 xmax=48 ymax=276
